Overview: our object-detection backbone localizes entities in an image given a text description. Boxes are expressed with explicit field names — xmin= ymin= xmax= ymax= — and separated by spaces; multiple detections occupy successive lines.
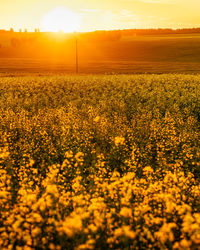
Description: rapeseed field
xmin=1 ymin=74 xmax=200 ymax=249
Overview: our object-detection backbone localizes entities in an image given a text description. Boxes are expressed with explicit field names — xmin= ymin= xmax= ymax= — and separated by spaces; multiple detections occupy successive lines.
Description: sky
xmin=0 ymin=0 xmax=200 ymax=32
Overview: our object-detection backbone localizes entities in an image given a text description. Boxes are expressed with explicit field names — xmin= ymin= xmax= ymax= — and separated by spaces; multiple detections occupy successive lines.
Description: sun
xmin=41 ymin=7 xmax=81 ymax=33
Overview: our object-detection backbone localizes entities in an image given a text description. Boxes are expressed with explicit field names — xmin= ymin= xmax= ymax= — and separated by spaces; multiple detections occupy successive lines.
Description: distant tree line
xmin=120 ymin=28 xmax=200 ymax=35
xmin=0 ymin=28 xmax=40 ymax=33
xmin=0 ymin=27 xmax=200 ymax=36
xmin=83 ymin=28 xmax=200 ymax=39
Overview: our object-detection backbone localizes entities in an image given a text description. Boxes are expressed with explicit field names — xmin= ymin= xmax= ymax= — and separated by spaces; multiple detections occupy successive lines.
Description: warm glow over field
xmin=41 ymin=7 xmax=81 ymax=32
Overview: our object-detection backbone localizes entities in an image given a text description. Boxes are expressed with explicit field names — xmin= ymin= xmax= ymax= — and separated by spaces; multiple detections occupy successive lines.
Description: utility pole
xmin=75 ymin=32 xmax=78 ymax=74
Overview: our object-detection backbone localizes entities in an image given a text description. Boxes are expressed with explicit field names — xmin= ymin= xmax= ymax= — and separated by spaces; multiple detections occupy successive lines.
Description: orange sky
xmin=0 ymin=0 xmax=200 ymax=32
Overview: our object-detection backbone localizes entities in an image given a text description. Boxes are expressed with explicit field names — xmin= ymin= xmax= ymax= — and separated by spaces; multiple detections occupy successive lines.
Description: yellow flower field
xmin=0 ymin=74 xmax=200 ymax=249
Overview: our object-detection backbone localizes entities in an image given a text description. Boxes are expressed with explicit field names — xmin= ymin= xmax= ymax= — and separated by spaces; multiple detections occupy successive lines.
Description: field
xmin=1 ymin=33 xmax=200 ymax=74
xmin=1 ymin=74 xmax=200 ymax=249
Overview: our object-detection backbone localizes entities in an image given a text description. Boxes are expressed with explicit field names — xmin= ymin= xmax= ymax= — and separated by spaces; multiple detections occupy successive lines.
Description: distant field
xmin=1 ymin=33 xmax=200 ymax=74
xmin=1 ymin=59 xmax=200 ymax=75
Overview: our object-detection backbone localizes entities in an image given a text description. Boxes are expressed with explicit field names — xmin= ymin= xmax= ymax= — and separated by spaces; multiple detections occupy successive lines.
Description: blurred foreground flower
xmin=114 ymin=136 xmax=125 ymax=146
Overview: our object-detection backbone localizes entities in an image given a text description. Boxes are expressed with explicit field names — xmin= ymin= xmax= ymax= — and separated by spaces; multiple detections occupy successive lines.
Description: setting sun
xmin=41 ymin=7 xmax=81 ymax=33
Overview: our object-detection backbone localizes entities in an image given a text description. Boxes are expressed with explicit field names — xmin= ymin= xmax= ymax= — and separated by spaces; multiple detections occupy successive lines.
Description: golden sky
xmin=0 ymin=0 xmax=200 ymax=32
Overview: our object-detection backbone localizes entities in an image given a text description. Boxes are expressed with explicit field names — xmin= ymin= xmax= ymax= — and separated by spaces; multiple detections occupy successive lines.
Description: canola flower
xmin=0 ymin=74 xmax=200 ymax=249
xmin=114 ymin=136 xmax=125 ymax=146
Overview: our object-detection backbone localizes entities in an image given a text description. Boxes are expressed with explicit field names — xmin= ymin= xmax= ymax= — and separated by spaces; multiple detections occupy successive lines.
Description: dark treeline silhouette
xmin=1 ymin=27 xmax=200 ymax=37
xmin=121 ymin=28 xmax=200 ymax=35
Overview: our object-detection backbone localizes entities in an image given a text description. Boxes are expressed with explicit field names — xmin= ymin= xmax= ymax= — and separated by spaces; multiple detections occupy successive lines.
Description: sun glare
xmin=41 ymin=7 xmax=81 ymax=33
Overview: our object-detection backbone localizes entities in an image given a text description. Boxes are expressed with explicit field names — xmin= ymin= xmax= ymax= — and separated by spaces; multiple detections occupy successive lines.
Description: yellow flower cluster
xmin=1 ymin=74 xmax=200 ymax=249
xmin=1 ymin=153 xmax=200 ymax=249
xmin=114 ymin=136 xmax=125 ymax=146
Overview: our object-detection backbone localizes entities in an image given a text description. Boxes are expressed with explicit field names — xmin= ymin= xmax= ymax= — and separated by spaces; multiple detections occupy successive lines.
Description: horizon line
xmin=1 ymin=27 xmax=200 ymax=34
